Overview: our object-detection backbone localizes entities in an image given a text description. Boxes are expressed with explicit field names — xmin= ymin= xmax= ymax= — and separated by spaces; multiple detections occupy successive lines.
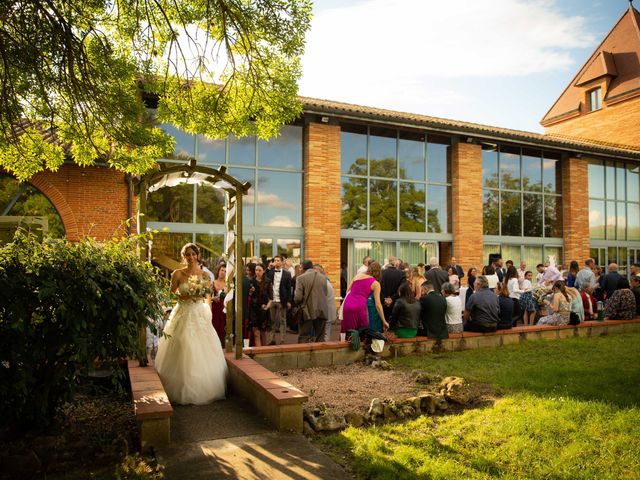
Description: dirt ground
xmin=279 ymin=363 xmax=422 ymax=415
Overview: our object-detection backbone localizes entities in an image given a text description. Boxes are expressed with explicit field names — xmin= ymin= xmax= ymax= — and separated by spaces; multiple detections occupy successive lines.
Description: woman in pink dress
xmin=211 ymin=262 xmax=227 ymax=345
xmin=341 ymin=261 xmax=388 ymax=333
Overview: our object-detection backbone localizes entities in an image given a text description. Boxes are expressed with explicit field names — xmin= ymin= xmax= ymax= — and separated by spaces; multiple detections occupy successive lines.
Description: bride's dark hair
xmin=180 ymin=242 xmax=200 ymax=260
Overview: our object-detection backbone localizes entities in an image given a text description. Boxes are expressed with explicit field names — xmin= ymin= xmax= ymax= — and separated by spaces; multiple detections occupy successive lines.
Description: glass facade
xmin=147 ymin=123 xmax=304 ymax=265
xmin=341 ymin=124 xmax=451 ymax=233
xmin=588 ymin=160 xmax=640 ymax=241
xmin=482 ymin=144 xmax=562 ymax=238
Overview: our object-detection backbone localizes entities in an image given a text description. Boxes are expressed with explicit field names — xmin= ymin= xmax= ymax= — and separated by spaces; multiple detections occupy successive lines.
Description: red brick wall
xmin=303 ymin=122 xmax=341 ymax=288
xmin=30 ymin=165 xmax=130 ymax=241
xmin=545 ymin=95 xmax=640 ymax=149
xmin=561 ymin=156 xmax=590 ymax=265
xmin=451 ymin=142 xmax=483 ymax=284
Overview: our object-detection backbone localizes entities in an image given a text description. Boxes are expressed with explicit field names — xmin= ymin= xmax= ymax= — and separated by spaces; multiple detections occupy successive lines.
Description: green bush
xmin=0 ymin=231 xmax=167 ymax=430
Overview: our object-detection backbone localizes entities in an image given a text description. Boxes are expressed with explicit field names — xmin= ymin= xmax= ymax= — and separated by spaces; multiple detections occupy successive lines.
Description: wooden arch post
xmin=135 ymin=161 xmax=251 ymax=363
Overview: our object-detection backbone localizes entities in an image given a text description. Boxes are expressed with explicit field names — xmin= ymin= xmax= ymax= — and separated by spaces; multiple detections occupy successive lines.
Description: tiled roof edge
xmin=300 ymin=96 xmax=640 ymax=159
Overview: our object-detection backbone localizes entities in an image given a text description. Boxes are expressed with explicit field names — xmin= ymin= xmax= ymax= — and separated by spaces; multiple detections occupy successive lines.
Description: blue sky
xmin=299 ymin=0 xmax=624 ymax=133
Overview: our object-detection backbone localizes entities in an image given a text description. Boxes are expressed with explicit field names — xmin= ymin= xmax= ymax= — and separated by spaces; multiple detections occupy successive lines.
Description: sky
xmin=298 ymin=0 xmax=625 ymax=133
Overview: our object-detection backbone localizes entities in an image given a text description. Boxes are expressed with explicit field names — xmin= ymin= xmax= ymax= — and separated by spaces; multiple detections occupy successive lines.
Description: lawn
xmin=319 ymin=332 xmax=640 ymax=480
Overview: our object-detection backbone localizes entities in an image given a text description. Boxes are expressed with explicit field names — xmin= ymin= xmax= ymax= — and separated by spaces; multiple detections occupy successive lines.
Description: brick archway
xmin=28 ymin=175 xmax=80 ymax=240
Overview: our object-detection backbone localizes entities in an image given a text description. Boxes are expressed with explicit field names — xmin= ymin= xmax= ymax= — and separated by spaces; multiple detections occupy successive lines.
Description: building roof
xmin=300 ymin=96 xmax=640 ymax=160
xmin=541 ymin=5 xmax=640 ymax=126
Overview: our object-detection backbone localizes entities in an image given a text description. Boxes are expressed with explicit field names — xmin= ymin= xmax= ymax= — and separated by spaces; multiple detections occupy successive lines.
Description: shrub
xmin=0 ymin=231 xmax=167 ymax=430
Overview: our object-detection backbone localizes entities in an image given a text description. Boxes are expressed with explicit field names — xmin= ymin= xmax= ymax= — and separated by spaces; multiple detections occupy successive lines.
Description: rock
xmin=440 ymin=376 xmax=472 ymax=404
xmin=440 ymin=376 xmax=465 ymax=387
xmin=404 ymin=396 xmax=422 ymax=413
xmin=418 ymin=393 xmax=437 ymax=414
xmin=344 ymin=412 xmax=365 ymax=427
xmin=414 ymin=372 xmax=432 ymax=384
xmin=383 ymin=404 xmax=398 ymax=421
xmin=314 ymin=413 xmax=347 ymax=432
xmin=303 ymin=406 xmax=320 ymax=421
xmin=434 ymin=394 xmax=449 ymax=411
xmin=401 ymin=405 xmax=416 ymax=418
xmin=368 ymin=398 xmax=384 ymax=417
xmin=303 ymin=421 xmax=316 ymax=436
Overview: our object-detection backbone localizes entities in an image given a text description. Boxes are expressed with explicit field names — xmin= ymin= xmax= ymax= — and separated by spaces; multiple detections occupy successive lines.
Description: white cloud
xmin=245 ymin=192 xmax=297 ymax=210
xmin=300 ymin=0 xmax=595 ymax=111
xmin=265 ymin=216 xmax=298 ymax=227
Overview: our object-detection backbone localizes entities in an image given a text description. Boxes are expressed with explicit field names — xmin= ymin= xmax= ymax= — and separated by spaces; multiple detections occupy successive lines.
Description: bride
xmin=155 ymin=243 xmax=228 ymax=405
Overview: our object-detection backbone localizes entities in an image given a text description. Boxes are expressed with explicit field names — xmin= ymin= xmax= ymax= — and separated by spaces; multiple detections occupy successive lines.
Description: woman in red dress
xmin=211 ymin=262 xmax=227 ymax=346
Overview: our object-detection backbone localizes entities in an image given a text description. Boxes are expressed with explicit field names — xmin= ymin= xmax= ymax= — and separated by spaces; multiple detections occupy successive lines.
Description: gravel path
xmin=279 ymin=363 xmax=420 ymax=415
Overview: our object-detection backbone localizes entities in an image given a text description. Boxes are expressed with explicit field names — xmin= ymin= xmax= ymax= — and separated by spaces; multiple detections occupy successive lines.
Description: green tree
xmin=0 ymin=0 xmax=312 ymax=181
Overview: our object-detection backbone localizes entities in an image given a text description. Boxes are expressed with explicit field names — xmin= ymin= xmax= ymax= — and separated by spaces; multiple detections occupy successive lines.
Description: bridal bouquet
xmin=187 ymin=275 xmax=212 ymax=297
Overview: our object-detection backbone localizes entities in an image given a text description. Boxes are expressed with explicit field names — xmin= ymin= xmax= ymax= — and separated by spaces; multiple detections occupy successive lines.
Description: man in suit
xmin=601 ymin=262 xmax=622 ymax=299
xmin=266 ymin=255 xmax=293 ymax=345
xmin=294 ymin=260 xmax=329 ymax=343
xmin=418 ymin=281 xmax=448 ymax=341
xmin=425 ymin=257 xmax=449 ymax=294
xmin=380 ymin=256 xmax=406 ymax=322
xmin=450 ymin=257 xmax=464 ymax=280
xmin=492 ymin=256 xmax=505 ymax=282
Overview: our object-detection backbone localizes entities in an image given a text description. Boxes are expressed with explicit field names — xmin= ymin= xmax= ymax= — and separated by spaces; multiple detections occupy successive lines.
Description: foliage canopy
xmin=0 ymin=0 xmax=312 ymax=181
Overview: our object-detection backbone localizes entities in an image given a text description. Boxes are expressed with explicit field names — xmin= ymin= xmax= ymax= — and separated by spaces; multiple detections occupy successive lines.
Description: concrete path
xmin=156 ymin=395 xmax=352 ymax=479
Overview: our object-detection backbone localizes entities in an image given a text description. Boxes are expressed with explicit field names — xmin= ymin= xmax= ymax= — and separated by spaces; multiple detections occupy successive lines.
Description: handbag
xmin=292 ymin=272 xmax=318 ymax=325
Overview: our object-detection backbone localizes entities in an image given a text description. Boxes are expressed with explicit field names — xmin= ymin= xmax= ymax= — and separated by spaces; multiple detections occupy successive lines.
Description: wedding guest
xmin=211 ymin=262 xmax=227 ymax=345
xmin=604 ymin=278 xmax=636 ymax=320
xmin=442 ymin=282 xmax=463 ymax=333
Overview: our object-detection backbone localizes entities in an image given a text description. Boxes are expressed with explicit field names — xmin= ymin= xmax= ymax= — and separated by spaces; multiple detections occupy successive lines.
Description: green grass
xmin=319 ymin=332 xmax=640 ymax=479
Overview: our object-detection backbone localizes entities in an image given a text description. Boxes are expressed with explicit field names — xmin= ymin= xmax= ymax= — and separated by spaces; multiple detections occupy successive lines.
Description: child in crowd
xmin=519 ymin=271 xmax=537 ymax=325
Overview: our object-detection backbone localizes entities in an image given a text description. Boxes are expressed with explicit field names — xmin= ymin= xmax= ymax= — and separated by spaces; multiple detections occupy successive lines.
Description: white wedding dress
xmin=155 ymin=282 xmax=228 ymax=405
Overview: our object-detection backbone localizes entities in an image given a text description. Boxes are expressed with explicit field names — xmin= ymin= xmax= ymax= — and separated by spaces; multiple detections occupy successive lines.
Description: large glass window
xmin=482 ymin=143 xmax=562 ymax=238
xmin=150 ymin=123 xmax=303 ymax=267
xmin=154 ymin=124 xmax=303 ymax=229
xmin=589 ymin=159 xmax=640 ymax=241
xmin=340 ymin=124 xmax=451 ymax=233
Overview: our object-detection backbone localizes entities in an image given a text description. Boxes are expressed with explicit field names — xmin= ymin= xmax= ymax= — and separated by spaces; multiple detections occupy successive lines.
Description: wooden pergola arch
xmin=135 ymin=159 xmax=251 ymax=359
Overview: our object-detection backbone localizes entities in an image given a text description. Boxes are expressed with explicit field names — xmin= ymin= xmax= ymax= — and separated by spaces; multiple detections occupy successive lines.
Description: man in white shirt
xmin=357 ymin=256 xmax=372 ymax=275
xmin=266 ymin=255 xmax=293 ymax=345
xmin=517 ymin=261 xmax=527 ymax=286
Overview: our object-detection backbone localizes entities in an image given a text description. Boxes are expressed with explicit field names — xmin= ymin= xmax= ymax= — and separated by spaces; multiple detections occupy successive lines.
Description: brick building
xmin=2 ymin=4 xmax=640 ymax=290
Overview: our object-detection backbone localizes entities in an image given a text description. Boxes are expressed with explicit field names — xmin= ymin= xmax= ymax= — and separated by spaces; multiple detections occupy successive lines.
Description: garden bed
xmin=0 ymin=384 xmax=161 ymax=480
xmin=278 ymin=359 xmax=498 ymax=426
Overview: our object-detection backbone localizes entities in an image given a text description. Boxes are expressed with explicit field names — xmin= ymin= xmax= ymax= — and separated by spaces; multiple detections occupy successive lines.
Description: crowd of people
xmin=156 ymin=247 xmax=640 ymax=355
xmin=200 ymin=254 xmax=337 ymax=347
xmin=151 ymin=243 xmax=640 ymax=407
xmin=340 ymin=254 xmax=640 ymax=342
